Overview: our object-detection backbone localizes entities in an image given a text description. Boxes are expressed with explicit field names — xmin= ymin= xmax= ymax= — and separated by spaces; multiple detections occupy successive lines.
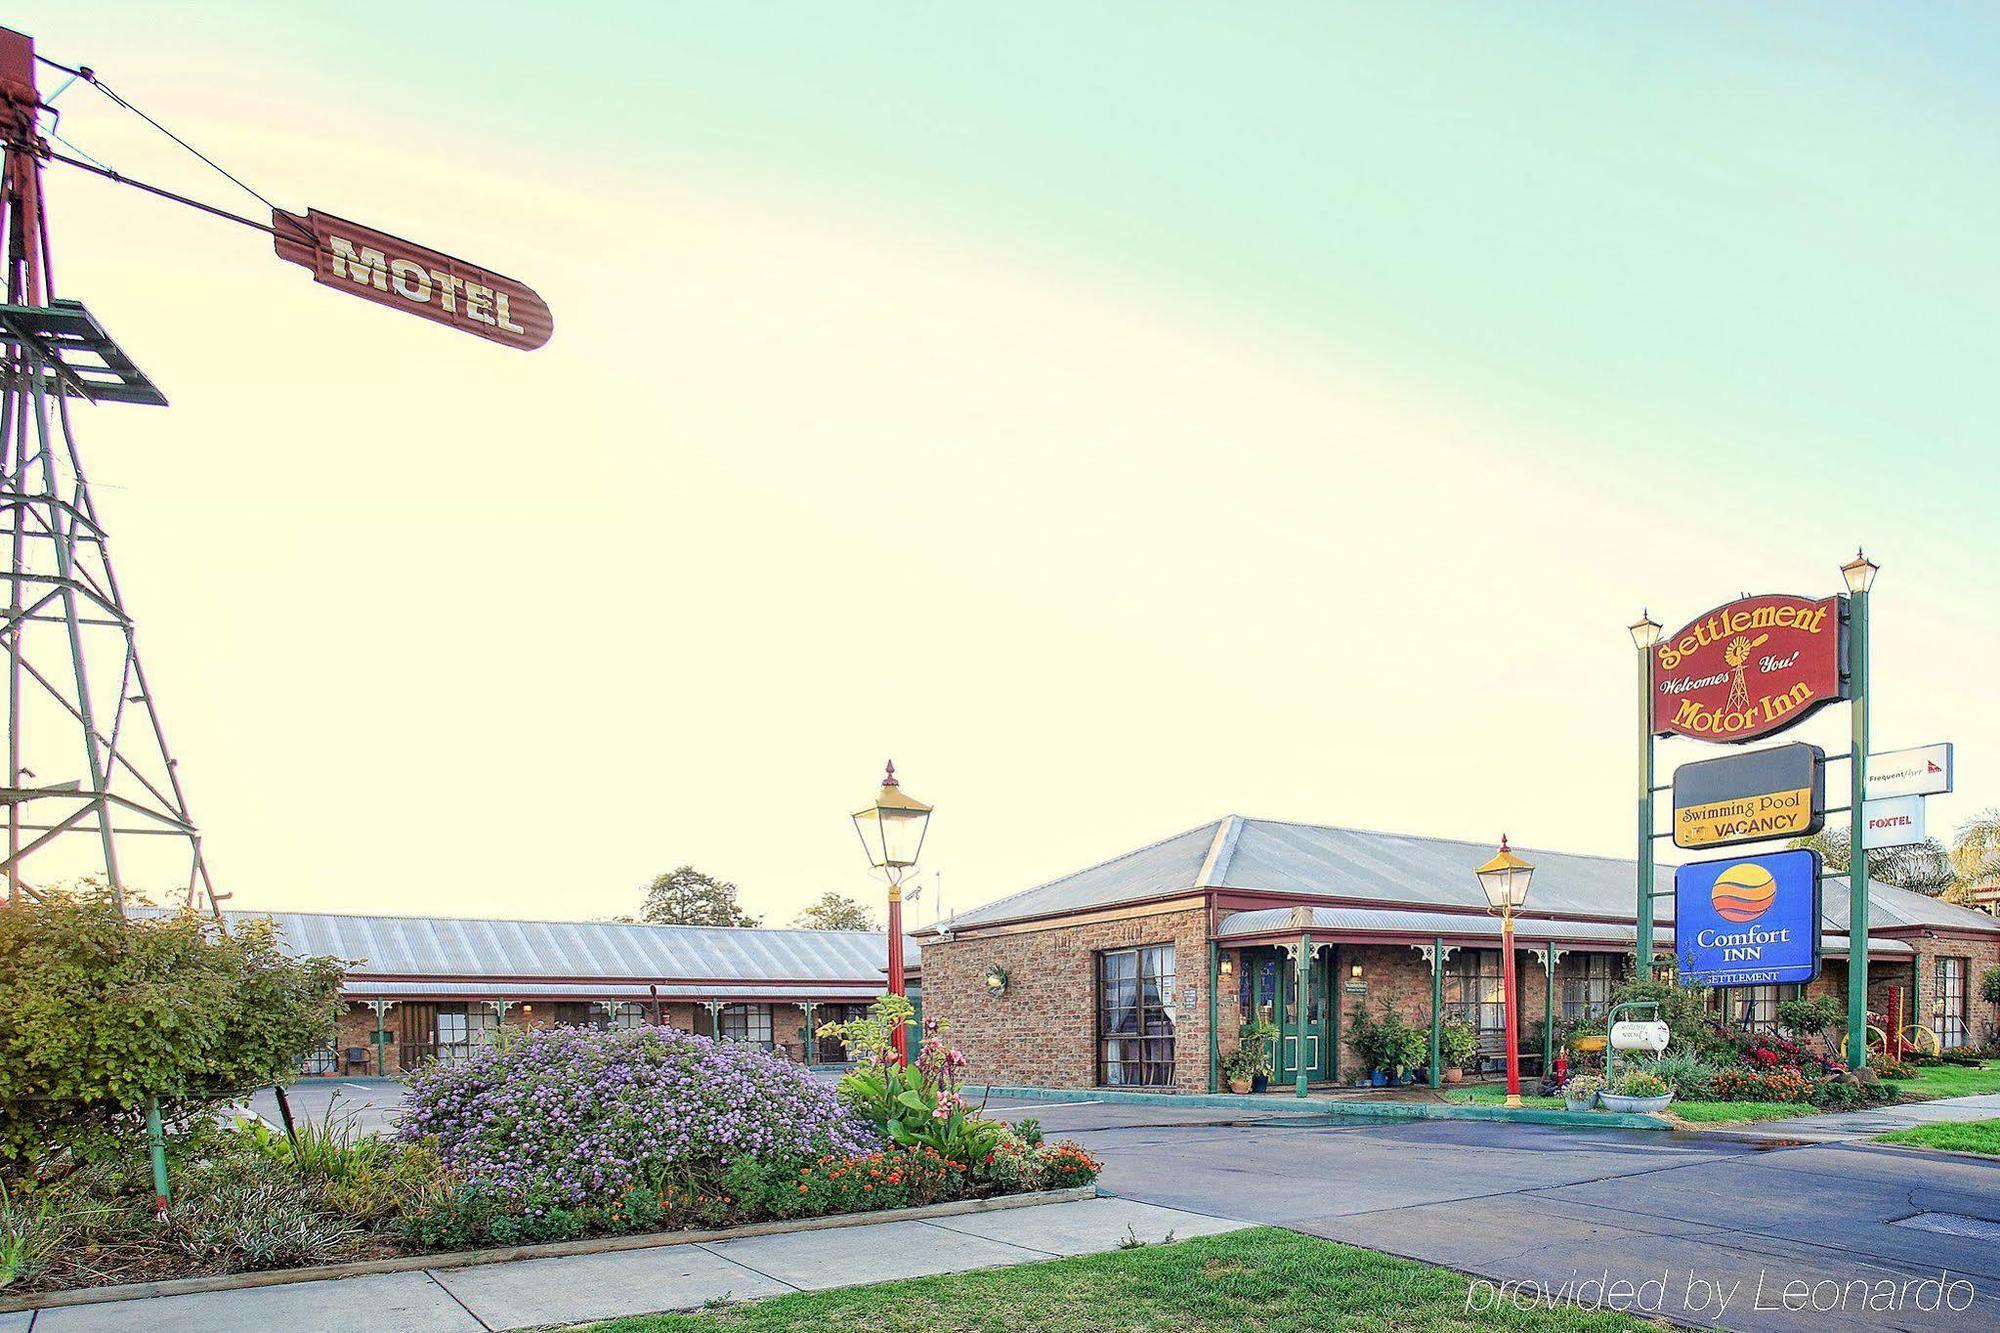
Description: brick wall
xmin=922 ymin=907 xmax=1212 ymax=1091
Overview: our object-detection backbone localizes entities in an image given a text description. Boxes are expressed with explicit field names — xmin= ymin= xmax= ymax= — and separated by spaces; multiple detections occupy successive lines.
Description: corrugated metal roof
xmin=941 ymin=820 xmax=1222 ymax=929
xmin=941 ymin=815 xmax=1997 ymax=939
xmin=135 ymin=909 xmax=917 ymax=984
xmin=1215 ymin=906 xmax=1910 ymax=955
xmin=345 ymin=981 xmax=885 ymax=1001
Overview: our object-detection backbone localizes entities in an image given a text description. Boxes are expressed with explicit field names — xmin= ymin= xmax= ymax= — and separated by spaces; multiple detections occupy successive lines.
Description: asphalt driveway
xmin=1019 ymin=1100 xmax=1999 ymax=1331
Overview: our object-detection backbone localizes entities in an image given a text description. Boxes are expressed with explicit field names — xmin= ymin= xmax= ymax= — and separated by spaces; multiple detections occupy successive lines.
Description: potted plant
xmin=1222 ymin=1045 xmax=1257 ymax=1095
xmin=1600 ymin=1069 xmax=1674 ymax=1114
xmin=1393 ymin=1027 xmax=1429 ymax=1087
xmin=1238 ymin=1017 xmax=1279 ymax=1094
xmin=1561 ymin=1074 xmax=1605 ymax=1112
xmin=1345 ymin=1005 xmax=1386 ymax=1086
xmin=1441 ymin=1018 xmax=1478 ymax=1084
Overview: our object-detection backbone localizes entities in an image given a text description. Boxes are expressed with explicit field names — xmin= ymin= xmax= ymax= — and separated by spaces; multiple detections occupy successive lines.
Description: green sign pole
xmin=1847 ymin=581 xmax=1871 ymax=1069
xmin=1634 ymin=630 xmax=1656 ymax=976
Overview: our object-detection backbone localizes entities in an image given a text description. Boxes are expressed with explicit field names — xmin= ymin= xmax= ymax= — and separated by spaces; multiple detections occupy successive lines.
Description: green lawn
xmin=583 ymin=1227 xmax=1655 ymax=1332
xmin=1875 ymin=1117 xmax=2000 ymax=1157
xmin=1444 ymin=1060 xmax=2000 ymax=1126
xmin=1881 ymin=1060 xmax=2000 ymax=1101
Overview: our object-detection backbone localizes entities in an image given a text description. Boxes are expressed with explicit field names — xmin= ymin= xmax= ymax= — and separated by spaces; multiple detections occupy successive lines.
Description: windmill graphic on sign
xmin=1724 ymin=633 xmax=1769 ymax=712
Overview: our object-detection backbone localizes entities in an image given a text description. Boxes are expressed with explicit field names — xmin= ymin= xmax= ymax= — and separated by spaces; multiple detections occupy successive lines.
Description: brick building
xmin=202 ymin=911 xmax=917 ymax=1077
xmin=916 ymin=816 xmax=2000 ymax=1094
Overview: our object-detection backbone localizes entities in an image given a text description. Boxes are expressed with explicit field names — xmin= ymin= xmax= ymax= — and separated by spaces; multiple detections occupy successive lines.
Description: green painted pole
xmin=1207 ymin=942 xmax=1220 ymax=1094
xmin=803 ymin=1002 xmax=818 ymax=1065
xmin=1847 ymin=580 xmax=1871 ymax=1069
xmin=1543 ymin=950 xmax=1556 ymax=1073
xmin=1635 ymin=635 xmax=1656 ymax=976
xmin=1295 ymin=935 xmax=1312 ymax=1098
xmin=145 ymin=1095 xmax=170 ymax=1214
xmin=1428 ymin=938 xmax=1443 ymax=1089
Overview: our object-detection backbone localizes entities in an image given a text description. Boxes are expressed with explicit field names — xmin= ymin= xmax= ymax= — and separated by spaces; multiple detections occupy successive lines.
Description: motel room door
xmin=1277 ymin=952 xmax=1334 ymax=1084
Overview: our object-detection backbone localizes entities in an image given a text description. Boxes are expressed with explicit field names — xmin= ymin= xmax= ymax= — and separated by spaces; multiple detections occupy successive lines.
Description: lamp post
xmin=852 ymin=761 xmax=932 ymax=1062
xmin=1476 ymin=836 xmax=1535 ymax=1108
xmin=1840 ymin=549 xmax=1879 ymax=1070
xmin=1629 ymin=612 xmax=1662 ymax=977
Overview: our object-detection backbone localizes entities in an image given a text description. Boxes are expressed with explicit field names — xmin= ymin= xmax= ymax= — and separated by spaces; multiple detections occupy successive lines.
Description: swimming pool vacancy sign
xmin=1671 ymin=742 xmax=1825 ymax=850
xmin=272 ymin=208 xmax=553 ymax=351
xmin=1673 ymin=848 xmax=1822 ymax=988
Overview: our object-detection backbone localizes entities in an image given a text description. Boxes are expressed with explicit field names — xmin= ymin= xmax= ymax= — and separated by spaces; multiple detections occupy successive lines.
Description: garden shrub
xmin=1709 ymin=1067 xmax=1814 ymax=1103
xmin=0 ymin=886 xmax=345 ymax=1171
xmin=1630 ymin=1053 xmax=1716 ymax=1099
xmin=1611 ymin=1071 xmax=1669 ymax=1099
xmin=165 ymin=1142 xmax=366 ymax=1271
xmin=402 ymin=1024 xmax=878 ymax=1212
xmin=1775 ymin=995 xmax=1843 ymax=1043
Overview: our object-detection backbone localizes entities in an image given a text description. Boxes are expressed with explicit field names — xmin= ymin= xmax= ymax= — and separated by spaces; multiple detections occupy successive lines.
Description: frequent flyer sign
xmin=271 ymin=208 xmax=553 ymax=350
xmin=1651 ymin=594 xmax=1847 ymax=744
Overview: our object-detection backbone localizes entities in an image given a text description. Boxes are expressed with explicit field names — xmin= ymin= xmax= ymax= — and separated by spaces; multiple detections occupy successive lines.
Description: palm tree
xmin=1789 ymin=824 xmax=1955 ymax=895
xmin=1944 ymin=809 xmax=2000 ymax=909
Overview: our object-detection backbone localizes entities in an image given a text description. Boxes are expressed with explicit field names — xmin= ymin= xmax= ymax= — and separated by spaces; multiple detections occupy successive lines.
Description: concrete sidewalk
xmin=1721 ymin=1092 xmax=2000 ymax=1142
xmin=13 ymin=1196 xmax=1242 ymax=1333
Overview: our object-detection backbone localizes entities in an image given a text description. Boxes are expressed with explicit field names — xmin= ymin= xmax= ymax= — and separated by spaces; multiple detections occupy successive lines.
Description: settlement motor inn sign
xmin=1652 ymin=594 xmax=1847 ymax=743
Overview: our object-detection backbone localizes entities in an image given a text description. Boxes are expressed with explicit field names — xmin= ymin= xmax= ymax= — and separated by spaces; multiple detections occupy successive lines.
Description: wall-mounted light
xmin=985 ymin=963 xmax=1010 ymax=997
xmin=520 ymin=1003 xmax=534 ymax=1014
xmin=1350 ymin=962 xmax=1363 ymax=979
xmin=1219 ymin=955 xmax=1234 ymax=978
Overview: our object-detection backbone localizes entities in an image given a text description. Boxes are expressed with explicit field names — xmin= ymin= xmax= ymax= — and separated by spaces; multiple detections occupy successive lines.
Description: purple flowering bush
xmin=399 ymin=1025 xmax=879 ymax=1216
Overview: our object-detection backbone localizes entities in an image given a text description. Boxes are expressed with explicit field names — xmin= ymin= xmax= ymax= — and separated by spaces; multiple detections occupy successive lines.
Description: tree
xmin=1789 ymin=824 xmax=1956 ymax=895
xmin=1948 ymin=810 xmax=2000 ymax=894
xmin=636 ymin=865 xmax=760 ymax=928
xmin=792 ymin=892 xmax=876 ymax=931
xmin=0 ymin=884 xmax=345 ymax=1168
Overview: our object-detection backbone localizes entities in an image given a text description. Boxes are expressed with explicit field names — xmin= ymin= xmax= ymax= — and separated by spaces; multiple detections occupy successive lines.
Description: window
xmin=298 ymin=1047 xmax=337 ymax=1076
xmin=1561 ymin=955 xmax=1618 ymax=1021
xmin=720 ymin=1003 xmax=774 ymax=1048
xmin=1098 ymin=944 xmax=1176 ymax=1087
xmin=434 ymin=1004 xmax=499 ymax=1064
xmin=1937 ymin=957 xmax=1969 ymax=1050
xmin=814 ymin=1003 xmax=872 ymax=1063
xmin=1706 ymin=984 xmax=1794 ymax=1032
xmin=1443 ymin=951 xmax=1506 ymax=1065
xmin=612 ymin=1002 xmax=651 ymax=1031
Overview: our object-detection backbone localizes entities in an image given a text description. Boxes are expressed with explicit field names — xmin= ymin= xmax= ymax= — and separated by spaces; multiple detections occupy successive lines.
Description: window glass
xmin=434 ymin=1005 xmax=498 ymax=1065
xmin=1938 ymin=957 xmax=1968 ymax=1050
xmin=1560 ymin=954 xmax=1618 ymax=1021
xmin=720 ymin=1003 xmax=774 ymax=1047
xmin=1099 ymin=944 xmax=1175 ymax=1086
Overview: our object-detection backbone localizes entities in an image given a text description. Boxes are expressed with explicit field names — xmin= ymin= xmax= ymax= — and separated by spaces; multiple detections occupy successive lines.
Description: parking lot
xmin=257 ymin=1080 xmax=2000 ymax=1330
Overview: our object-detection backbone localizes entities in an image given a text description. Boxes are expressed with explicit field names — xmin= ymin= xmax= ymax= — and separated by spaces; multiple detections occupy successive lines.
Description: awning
xmin=341 ymin=980 xmax=888 ymax=1003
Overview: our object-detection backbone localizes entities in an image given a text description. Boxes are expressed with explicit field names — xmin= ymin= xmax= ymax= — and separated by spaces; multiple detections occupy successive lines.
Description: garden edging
xmin=965 ymin=1084 xmax=1671 ymax=1130
xmin=0 ymin=1184 xmax=1099 ymax=1314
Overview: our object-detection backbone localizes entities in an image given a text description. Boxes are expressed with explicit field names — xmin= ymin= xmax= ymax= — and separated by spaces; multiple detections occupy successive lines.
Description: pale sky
xmin=12 ymin=3 xmax=1998 ymax=926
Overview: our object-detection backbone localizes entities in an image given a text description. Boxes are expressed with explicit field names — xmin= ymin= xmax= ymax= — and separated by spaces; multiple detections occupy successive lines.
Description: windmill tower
xmin=0 ymin=29 xmax=216 ymax=912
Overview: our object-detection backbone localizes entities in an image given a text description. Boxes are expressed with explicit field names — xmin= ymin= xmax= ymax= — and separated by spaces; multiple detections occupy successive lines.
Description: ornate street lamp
xmin=852 ymin=761 xmax=931 ymax=1061
xmin=1475 ymin=836 xmax=1535 ymax=1108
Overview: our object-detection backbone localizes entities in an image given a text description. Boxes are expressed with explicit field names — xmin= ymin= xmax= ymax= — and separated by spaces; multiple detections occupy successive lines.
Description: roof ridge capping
xmin=1235 ymin=816 xmax=1640 ymax=866
xmin=195 ymin=907 xmax=889 ymax=937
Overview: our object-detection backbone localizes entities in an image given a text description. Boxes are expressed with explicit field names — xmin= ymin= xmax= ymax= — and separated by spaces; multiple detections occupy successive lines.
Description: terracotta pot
xmin=1227 ymin=1077 xmax=1252 ymax=1095
xmin=1444 ymin=1067 xmax=1463 ymax=1084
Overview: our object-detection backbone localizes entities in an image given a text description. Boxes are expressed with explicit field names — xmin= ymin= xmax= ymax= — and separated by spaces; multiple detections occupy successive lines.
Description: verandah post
xmin=1428 ymin=937 xmax=1443 ymax=1090
xmin=1543 ymin=949 xmax=1556 ymax=1075
xmin=1295 ymin=933 xmax=1312 ymax=1099
xmin=1207 ymin=940 xmax=1220 ymax=1094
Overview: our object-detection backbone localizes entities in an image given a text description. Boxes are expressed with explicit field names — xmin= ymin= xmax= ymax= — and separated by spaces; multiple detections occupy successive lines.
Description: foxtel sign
xmin=272 ymin=208 xmax=553 ymax=351
xmin=1651 ymin=594 xmax=1847 ymax=744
